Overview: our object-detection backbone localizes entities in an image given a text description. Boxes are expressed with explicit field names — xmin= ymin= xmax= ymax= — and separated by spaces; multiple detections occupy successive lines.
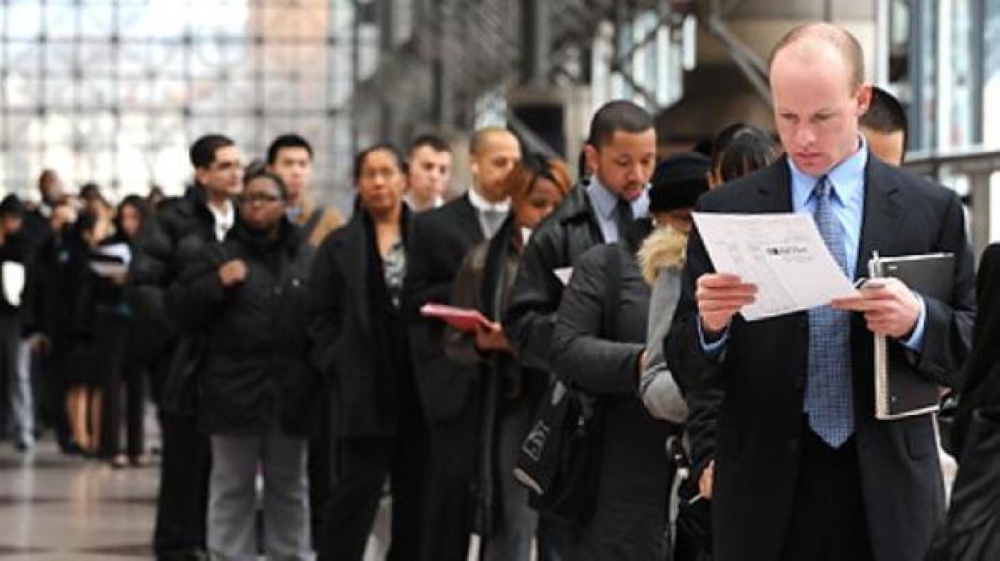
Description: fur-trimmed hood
xmin=637 ymin=225 xmax=688 ymax=285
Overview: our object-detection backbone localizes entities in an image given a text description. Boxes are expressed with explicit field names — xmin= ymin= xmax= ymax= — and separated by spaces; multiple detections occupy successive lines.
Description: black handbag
xmin=513 ymin=379 xmax=604 ymax=523
xmin=512 ymin=243 xmax=623 ymax=524
xmin=927 ymin=405 xmax=1000 ymax=561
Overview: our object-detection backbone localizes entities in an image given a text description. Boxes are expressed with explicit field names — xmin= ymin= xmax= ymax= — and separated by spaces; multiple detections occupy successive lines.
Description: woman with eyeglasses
xmin=308 ymin=144 xmax=424 ymax=560
xmin=168 ymin=170 xmax=319 ymax=560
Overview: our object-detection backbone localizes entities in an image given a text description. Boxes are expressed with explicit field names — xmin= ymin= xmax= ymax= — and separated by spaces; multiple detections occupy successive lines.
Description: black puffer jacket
xmin=128 ymin=185 xmax=220 ymax=363
xmin=168 ymin=220 xmax=319 ymax=436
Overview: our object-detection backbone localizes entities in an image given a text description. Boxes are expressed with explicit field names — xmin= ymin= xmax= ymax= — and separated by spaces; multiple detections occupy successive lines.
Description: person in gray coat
xmin=639 ymin=152 xmax=711 ymax=424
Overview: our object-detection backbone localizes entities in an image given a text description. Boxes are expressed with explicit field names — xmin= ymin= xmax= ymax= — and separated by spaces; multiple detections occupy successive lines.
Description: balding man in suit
xmin=403 ymin=127 xmax=521 ymax=561
xmin=668 ymin=23 xmax=975 ymax=561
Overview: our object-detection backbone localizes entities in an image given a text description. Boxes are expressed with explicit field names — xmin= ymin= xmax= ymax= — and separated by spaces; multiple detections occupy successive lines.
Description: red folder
xmin=420 ymin=303 xmax=491 ymax=332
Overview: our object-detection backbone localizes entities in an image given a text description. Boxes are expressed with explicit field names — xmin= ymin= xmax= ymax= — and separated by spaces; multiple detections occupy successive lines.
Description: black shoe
xmin=62 ymin=441 xmax=84 ymax=456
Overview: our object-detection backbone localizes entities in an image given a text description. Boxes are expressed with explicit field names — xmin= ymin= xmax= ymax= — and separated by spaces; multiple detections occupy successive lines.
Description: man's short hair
xmin=769 ymin=23 xmax=865 ymax=91
xmin=407 ymin=134 xmax=451 ymax=158
xmin=861 ymin=86 xmax=908 ymax=139
xmin=266 ymin=133 xmax=314 ymax=165
xmin=469 ymin=127 xmax=516 ymax=156
xmin=38 ymin=169 xmax=59 ymax=189
xmin=190 ymin=134 xmax=235 ymax=169
xmin=586 ymin=100 xmax=654 ymax=149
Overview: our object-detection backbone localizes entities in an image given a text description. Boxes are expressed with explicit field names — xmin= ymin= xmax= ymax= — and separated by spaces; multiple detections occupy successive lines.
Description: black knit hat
xmin=648 ymin=152 xmax=710 ymax=213
xmin=0 ymin=194 xmax=25 ymax=217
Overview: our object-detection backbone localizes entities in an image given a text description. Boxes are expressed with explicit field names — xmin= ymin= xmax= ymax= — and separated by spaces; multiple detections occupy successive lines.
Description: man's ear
xmin=194 ymin=166 xmax=209 ymax=186
xmin=583 ymin=144 xmax=599 ymax=176
xmin=855 ymin=83 xmax=873 ymax=117
xmin=469 ymin=156 xmax=480 ymax=182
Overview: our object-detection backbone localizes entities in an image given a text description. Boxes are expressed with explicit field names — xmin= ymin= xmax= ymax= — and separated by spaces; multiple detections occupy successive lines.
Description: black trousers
xmin=121 ymin=357 xmax=147 ymax=458
xmin=318 ymin=418 xmax=427 ymax=561
xmin=96 ymin=312 xmax=129 ymax=458
xmin=779 ymin=426 xmax=875 ymax=561
xmin=308 ymin=397 xmax=331 ymax=550
xmin=153 ymin=408 xmax=211 ymax=559
xmin=420 ymin=406 xmax=481 ymax=561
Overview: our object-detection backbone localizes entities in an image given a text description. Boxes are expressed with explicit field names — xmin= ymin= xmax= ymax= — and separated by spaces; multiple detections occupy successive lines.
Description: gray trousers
xmin=208 ymin=430 xmax=312 ymax=560
xmin=0 ymin=317 xmax=32 ymax=445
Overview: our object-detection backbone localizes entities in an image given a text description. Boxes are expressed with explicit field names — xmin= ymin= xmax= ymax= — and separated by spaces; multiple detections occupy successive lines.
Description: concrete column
xmin=521 ymin=0 xmax=551 ymax=86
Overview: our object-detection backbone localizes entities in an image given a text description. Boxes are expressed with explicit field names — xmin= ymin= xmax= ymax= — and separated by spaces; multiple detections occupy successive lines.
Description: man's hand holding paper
xmin=696 ymin=273 xmax=758 ymax=335
xmin=692 ymin=212 xmax=859 ymax=323
xmin=832 ymin=278 xmax=922 ymax=340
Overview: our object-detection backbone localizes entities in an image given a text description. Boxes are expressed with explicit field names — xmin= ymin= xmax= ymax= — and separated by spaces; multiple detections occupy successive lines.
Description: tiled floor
xmin=0 ymin=442 xmax=157 ymax=560
xmin=0 ymin=439 xmax=484 ymax=561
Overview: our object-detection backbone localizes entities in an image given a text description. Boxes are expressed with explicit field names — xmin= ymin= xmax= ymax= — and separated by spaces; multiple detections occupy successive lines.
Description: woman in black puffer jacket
xmin=168 ymin=170 xmax=319 ymax=561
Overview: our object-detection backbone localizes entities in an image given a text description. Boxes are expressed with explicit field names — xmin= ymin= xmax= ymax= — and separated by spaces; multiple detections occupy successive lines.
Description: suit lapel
xmin=333 ymin=218 xmax=371 ymax=331
xmin=757 ymin=158 xmax=795 ymax=212
xmin=856 ymin=159 xmax=905 ymax=277
xmin=455 ymin=193 xmax=486 ymax=244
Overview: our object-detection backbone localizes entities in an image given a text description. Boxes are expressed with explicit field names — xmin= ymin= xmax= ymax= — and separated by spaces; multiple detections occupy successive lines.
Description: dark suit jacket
xmin=402 ymin=194 xmax=485 ymax=424
xmin=952 ymin=243 xmax=1000 ymax=455
xmin=667 ymin=155 xmax=976 ymax=561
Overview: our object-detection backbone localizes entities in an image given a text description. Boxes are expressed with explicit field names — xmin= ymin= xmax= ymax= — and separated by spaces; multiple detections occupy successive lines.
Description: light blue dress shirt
xmin=587 ymin=176 xmax=649 ymax=244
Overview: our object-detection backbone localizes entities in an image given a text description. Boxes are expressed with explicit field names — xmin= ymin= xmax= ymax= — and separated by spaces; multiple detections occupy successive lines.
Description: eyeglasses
xmin=238 ymin=193 xmax=283 ymax=205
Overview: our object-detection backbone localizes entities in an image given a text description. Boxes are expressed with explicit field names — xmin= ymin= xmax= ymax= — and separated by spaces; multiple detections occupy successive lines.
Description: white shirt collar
xmin=467 ymin=186 xmax=510 ymax=213
xmin=207 ymin=200 xmax=235 ymax=241
xmin=404 ymin=193 xmax=444 ymax=212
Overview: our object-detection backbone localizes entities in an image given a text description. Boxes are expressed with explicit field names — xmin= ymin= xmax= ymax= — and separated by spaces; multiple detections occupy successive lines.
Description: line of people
xmin=6 ymin=20 xmax=995 ymax=561
xmin=0 ymin=174 xmax=153 ymax=468
xmin=124 ymin=102 xmax=777 ymax=560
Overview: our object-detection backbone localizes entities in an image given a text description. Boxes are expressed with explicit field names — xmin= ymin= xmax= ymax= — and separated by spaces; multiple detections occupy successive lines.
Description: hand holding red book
xmin=420 ymin=303 xmax=491 ymax=333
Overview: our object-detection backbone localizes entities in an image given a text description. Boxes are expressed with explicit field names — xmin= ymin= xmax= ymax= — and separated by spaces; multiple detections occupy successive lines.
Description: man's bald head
xmin=770 ymin=23 xmax=865 ymax=93
xmin=468 ymin=127 xmax=521 ymax=203
xmin=470 ymin=127 xmax=516 ymax=156
xmin=768 ymin=23 xmax=871 ymax=176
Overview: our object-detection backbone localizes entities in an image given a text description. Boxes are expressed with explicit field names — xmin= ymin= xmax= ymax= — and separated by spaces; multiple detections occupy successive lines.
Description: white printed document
xmin=692 ymin=212 xmax=857 ymax=321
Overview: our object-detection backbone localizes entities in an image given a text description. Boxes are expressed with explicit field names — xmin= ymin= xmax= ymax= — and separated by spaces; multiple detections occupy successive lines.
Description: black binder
xmin=867 ymin=252 xmax=953 ymax=419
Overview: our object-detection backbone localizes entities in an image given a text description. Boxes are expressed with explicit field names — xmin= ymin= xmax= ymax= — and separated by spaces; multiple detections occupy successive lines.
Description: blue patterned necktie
xmin=804 ymin=176 xmax=854 ymax=447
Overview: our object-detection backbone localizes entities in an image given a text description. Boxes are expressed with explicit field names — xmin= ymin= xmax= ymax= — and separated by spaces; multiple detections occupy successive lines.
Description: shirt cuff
xmin=698 ymin=321 xmax=729 ymax=357
xmin=900 ymin=295 xmax=927 ymax=352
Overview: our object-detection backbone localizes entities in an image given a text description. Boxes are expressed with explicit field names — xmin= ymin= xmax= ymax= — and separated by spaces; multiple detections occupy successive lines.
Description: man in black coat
xmin=129 ymin=134 xmax=243 ymax=561
xmin=402 ymin=127 xmax=520 ymax=560
xmin=667 ymin=24 xmax=975 ymax=561
xmin=503 ymin=100 xmax=656 ymax=372
xmin=501 ymin=100 xmax=656 ymax=556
